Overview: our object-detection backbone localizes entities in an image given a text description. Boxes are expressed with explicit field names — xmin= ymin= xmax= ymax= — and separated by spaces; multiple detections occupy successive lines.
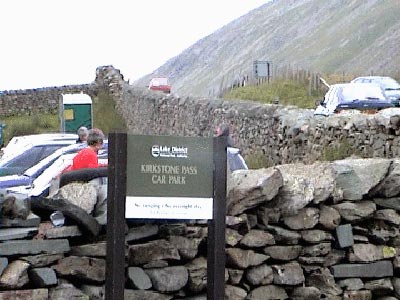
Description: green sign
xmin=126 ymin=135 xmax=213 ymax=219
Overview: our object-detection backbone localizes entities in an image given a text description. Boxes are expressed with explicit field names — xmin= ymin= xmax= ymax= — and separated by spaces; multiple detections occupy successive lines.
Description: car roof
xmin=2 ymin=133 xmax=78 ymax=160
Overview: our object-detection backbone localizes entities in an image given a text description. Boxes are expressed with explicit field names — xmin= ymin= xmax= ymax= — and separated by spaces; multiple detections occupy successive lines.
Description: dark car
xmin=351 ymin=76 xmax=400 ymax=106
xmin=314 ymin=83 xmax=393 ymax=116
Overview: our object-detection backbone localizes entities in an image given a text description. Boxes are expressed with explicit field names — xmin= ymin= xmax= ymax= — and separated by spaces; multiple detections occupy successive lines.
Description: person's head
xmin=215 ymin=123 xmax=230 ymax=137
xmin=77 ymin=126 xmax=89 ymax=142
xmin=87 ymin=128 xmax=105 ymax=151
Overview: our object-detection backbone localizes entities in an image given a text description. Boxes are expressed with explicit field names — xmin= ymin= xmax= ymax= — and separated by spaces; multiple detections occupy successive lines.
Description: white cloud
xmin=0 ymin=0 xmax=268 ymax=90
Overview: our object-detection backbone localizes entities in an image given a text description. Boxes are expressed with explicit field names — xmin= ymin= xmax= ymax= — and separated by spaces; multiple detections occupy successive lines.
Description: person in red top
xmin=71 ymin=128 xmax=105 ymax=170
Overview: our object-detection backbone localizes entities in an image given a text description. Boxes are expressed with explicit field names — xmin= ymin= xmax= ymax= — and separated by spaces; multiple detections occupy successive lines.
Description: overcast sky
xmin=0 ymin=0 xmax=267 ymax=91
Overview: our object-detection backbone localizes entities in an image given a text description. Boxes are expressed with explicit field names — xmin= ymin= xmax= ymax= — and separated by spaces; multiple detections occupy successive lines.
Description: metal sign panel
xmin=126 ymin=135 xmax=213 ymax=219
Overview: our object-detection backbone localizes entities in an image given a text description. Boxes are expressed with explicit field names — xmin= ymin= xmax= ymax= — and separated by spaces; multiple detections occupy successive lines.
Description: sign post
xmin=105 ymin=133 xmax=227 ymax=299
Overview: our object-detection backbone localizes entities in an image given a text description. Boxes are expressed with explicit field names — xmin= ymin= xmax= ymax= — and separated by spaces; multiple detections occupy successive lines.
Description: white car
xmin=351 ymin=76 xmax=400 ymax=106
xmin=0 ymin=140 xmax=108 ymax=199
xmin=1 ymin=133 xmax=78 ymax=162
xmin=314 ymin=83 xmax=393 ymax=116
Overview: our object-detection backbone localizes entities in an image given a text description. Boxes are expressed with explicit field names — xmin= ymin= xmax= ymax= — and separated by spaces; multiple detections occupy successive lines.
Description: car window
xmin=1 ymin=145 xmax=66 ymax=174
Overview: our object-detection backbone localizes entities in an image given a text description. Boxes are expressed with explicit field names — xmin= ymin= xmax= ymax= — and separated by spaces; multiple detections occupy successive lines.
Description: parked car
xmin=350 ymin=76 xmax=400 ymax=106
xmin=1 ymin=133 xmax=78 ymax=161
xmin=148 ymin=77 xmax=171 ymax=93
xmin=0 ymin=140 xmax=108 ymax=199
xmin=314 ymin=83 xmax=393 ymax=116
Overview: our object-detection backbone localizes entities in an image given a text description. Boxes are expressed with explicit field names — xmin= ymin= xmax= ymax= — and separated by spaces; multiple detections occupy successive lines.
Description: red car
xmin=148 ymin=77 xmax=171 ymax=94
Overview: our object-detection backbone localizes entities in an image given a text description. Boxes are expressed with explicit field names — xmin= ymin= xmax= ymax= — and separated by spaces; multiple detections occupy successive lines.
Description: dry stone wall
xmin=108 ymin=68 xmax=400 ymax=166
xmin=1 ymin=158 xmax=400 ymax=299
xmin=0 ymin=85 xmax=93 ymax=117
xmin=2 ymin=65 xmax=400 ymax=167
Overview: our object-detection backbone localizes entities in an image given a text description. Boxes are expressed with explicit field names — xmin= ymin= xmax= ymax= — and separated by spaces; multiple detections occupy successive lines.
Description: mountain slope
xmin=135 ymin=0 xmax=400 ymax=97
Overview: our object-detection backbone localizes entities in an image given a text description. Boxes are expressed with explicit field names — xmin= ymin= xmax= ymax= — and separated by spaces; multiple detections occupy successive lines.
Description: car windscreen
xmin=339 ymin=85 xmax=386 ymax=103
xmin=0 ymin=144 xmax=65 ymax=176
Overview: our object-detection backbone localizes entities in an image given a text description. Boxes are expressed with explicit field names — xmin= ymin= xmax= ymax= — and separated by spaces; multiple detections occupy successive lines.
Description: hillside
xmin=134 ymin=0 xmax=400 ymax=97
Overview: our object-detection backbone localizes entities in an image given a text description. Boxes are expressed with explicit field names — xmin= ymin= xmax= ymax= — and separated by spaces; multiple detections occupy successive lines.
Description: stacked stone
xmin=1 ymin=158 xmax=400 ymax=299
xmin=0 ymin=85 xmax=93 ymax=117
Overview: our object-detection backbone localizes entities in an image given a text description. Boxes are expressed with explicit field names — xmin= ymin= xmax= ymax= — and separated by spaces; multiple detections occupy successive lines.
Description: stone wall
xmin=0 ymin=85 xmax=94 ymax=117
xmin=1 ymin=158 xmax=400 ymax=299
xmin=2 ymin=65 xmax=400 ymax=167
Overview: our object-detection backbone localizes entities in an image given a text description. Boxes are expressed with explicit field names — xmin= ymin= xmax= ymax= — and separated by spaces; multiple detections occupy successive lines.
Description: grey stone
xmin=319 ymin=205 xmax=341 ymax=230
xmin=333 ymin=201 xmax=376 ymax=223
xmin=0 ymin=239 xmax=69 ymax=256
xmin=124 ymin=289 xmax=173 ymax=300
xmin=29 ymin=267 xmax=58 ymax=287
xmin=274 ymin=162 xmax=340 ymax=214
xmin=142 ymin=260 xmax=169 ymax=269
xmin=342 ymin=290 xmax=372 ymax=300
xmin=338 ymin=278 xmax=364 ymax=291
xmin=332 ymin=158 xmax=390 ymax=200
xmin=245 ymin=264 xmax=273 ymax=285
xmin=80 ymin=285 xmax=105 ymax=300
xmin=263 ymin=245 xmax=302 ymax=261
xmin=125 ymin=223 xmax=159 ymax=242
xmin=348 ymin=244 xmax=396 ymax=262
xmin=0 ymin=260 xmax=30 ymax=289
xmin=226 ymin=214 xmax=251 ymax=234
xmin=272 ymin=262 xmax=305 ymax=285
xmin=266 ymin=225 xmax=301 ymax=245
xmin=128 ymin=239 xmax=180 ymax=265
xmin=301 ymin=229 xmax=333 ymax=243
xmin=370 ymin=160 xmax=400 ymax=197
xmin=226 ymin=228 xmax=243 ymax=246
xmin=127 ymin=267 xmax=152 ymax=290
xmin=240 ymin=229 xmax=275 ymax=247
xmin=374 ymin=209 xmax=400 ymax=225
xmin=290 ymin=286 xmax=321 ymax=300
xmin=331 ymin=261 xmax=393 ymax=278
xmin=0 ymin=258 xmax=7 ymax=276
xmin=225 ymin=284 xmax=247 ymax=300
xmin=145 ymin=266 xmax=188 ymax=292
xmin=43 ymin=225 xmax=82 ymax=239
xmin=246 ymin=285 xmax=288 ymax=300
xmin=364 ymin=278 xmax=393 ymax=296
xmin=393 ymin=277 xmax=400 ymax=298
xmin=70 ymin=241 xmax=107 ymax=257
xmin=49 ymin=283 xmax=89 ymax=300
xmin=2 ymin=213 xmax=41 ymax=228
xmin=282 ymin=207 xmax=319 ymax=230
xmin=226 ymin=248 xmax=268 ymax=269
xmin=306 ymin=268 xmax=342 ymax=296
xmin=336 ymin=224 xmax=354 ymax=248
xmin=374 ymin=197 xmax=400 ymax=211
xmin=323 ymin=249 xmax=346 ymax=267
xmin=301 ymin=242 xmax=331 ymax=257
xmin=228 ymin=268 xmax=244 ymax=285
xmin=186 ymin=257 xmax=207 ymax=293
xmin=0 ymin=289 xmax=48 ymax=300
xmin=20 ymin=253 xmax=64 ymax=267
xmin=227 ymin=168 xmax=283 ymax=216
xmin=54 ymin=182 xmax=98 ymax=214
xmin=257 ymin=206 xmax=281 ymax=225
xmin=168 ymin=235 xmax=202 ymax=260
xmin=298 ymin=256 xmax=326 ymax=265
xmin=0 ymin=227 xmax=38 ymax=240
xmin=52 ymin=256 xmax=105 ymax=283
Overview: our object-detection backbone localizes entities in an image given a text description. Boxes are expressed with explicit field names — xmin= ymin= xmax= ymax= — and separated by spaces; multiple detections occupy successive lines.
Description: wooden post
xmin=207 ymin=136 xmax=227 ymax=300
xmin=105 ymin=132 xmax=127 ymax=300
